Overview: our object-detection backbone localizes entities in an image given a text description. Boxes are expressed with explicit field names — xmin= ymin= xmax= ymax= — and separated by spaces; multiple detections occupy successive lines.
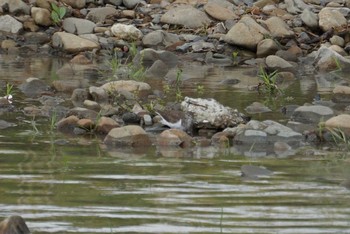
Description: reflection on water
xmin=0 ymin=56 xmax=349 ymax=233
xmin=0 ymin=135 xmax=350 ymax=233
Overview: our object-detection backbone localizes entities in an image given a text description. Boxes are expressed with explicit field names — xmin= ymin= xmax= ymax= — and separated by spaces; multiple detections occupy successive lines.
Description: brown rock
xmin=77 ymin=118 xmax=94 ymax=130
xmin=70 ymin=54 xmax=92 ymax=64
xmin=104 ymin=125 xmax=151 ymax=147
xmin=325 ymin=114 xmax=350 ymax=136
xmin=57 ymin=115 xmax=79 ymax=134
xmin=31 ymin=7 xmax=52 ymax=26
xmin=0 ymin=215 xmax=30 ymax=234
xmin=158 ymin=129 xmax=193 ymax=148
xmin=204 ymin=3 xmax=238 ymax=21
xmin=95 ymin=117 xmax=120 ymax=135
xmin=211 ymin=132 xmax=230 ymax=147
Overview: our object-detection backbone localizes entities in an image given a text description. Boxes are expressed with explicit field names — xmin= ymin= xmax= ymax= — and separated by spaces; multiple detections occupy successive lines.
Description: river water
xmin=0 ymin=54 xmax=349 ymax=233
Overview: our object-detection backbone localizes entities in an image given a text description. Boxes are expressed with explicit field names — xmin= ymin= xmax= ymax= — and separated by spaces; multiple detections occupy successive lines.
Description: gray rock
xmin=143 ymin=114 xmax=153 ymax=126
xmin=225 ymin=16 xmax=270 ymax=51
xmin=67 ymin=107 xmax=98 ymax=120
xmin=314 ymin=45 xmax=350 ymax=72
xmin=142 ymin=30 xmax=180 ymax=47
xmin=291 ymin=105 xmax=334 ymax=123
xmin=161 ymin=5 xmax=211 ymax=29
xmin=264 ymin=16 xmax=294 ymax=38
xmin=265 ymin=55 xmax=294 ymax=69
xmin=101 ymin=80 xmax=151 ymax=93
xmin=122 ymin=112 xmax=141 ymax=124
xmin=301 ymin=8 xmax=319 ymax=29
xmin=105 ymin=0 xmax=123 ymax=6
xmin=18 ymin=77 xmax=50 ymax=98
xmin=104 ymin=125 xmax=152 ymax=147
xmin=89 ymin=86 xmax=108 ymax=103
xmin=235 ymin=120 xmax=302 ymax=148
xmin=245 ymin=102 xmax=272 ymax=114
xmin=122 ymin=0 xmax=141 ymax=9
xmin=0 ymin=0 xmax=30 ymax=14
xmin=52 ymin=32 xmax=100 ymax=53
xmin=134 ymin=48 xmax=178 ymax=68
xmin=285 ymin=0 xmax=307 ymax=14
xmin=110 ymin=23 xmax=143 ymax=41
xmin=144 ymin=60 xmax=169 ymax=79
xmin=181 ymin=97 xmax=247 ymax=129
xmin=86 ymin=7 xmax=119 ymax=23
xmin=71 ymin=88 xmax=89 ymax=104
xmin=256 ymin=38 xmax=279 ymax=58
xmin=0 ymin=15 xmax=23 ymax=33
xmin=318 ymin=7 xmax=347 ymax=32
xmin=0 ymin=216 xmax=30 ymax=234
xmin=62 ymin=18 xmax=96 ymax=35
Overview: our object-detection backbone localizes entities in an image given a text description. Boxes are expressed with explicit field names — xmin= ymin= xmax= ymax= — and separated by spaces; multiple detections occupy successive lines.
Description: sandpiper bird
xmin=156 ymin=109 xmax=193 ymax=132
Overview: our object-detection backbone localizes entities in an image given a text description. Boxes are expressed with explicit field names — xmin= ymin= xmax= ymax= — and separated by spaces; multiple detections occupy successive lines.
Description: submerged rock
xmin=291 ymin=105 xmax=334 ymax=124
xmin=241 ymin=165 xmax=273 ymax=180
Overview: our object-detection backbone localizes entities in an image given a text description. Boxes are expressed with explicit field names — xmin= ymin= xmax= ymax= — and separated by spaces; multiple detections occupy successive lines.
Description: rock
xmin=89 ymin=86 xmax=108 ymax=103
xmin=31 ymin=7 xmax=52 ymax=26
xmin=52 ymin=79 xmax=88 ymax=93
xmin=57 ymin=115 xmax=79 ymax=134
xmin=62 ymin=18 xmax=96 ymax=35
xmin=275 ymin=50 xmax=298 ymax=62
xmin=264 ymin=16 xmax=294 ymax=38
xmin=318 ymin=7 xmax=347 ymax=32
xmin=142 ymin=30 xmax=180 ymax=47
xmin=7 ymin=0 xmax=30 ymax=14
xmin=144 ymin=60 xmax=169 ymax=79
xmin=158 ymin=129 xmax=193 ymax=147
xmin=61 ymin=0 xmax=86 ymax=9
xmin=301 ymin=8 xmax=319 ymax=29
xmin=143 ymin=114 xmax=153 ymax=126
xmin=181 ymin=97 xmax=247 ymax=129
xmin=314 ymin=46 xmax=350 ymax=72
xmin=204 ymin=2 xmax=238 ymax=21
xmin=67 ymin=107 xmax=98 ymax=120
xmin=1 ymin=39 xmax=17 ymax=50
xmin=122 ymin=112 xmax=141 ymax=124
xmin=241 ymin=165 xmax=272 ymax=179
xmin=101 ymin=80 xmax=151 ymax=95
xmin=83 ymin=99 xmax=101 ymax=111
xmin=134 ymin=48 xmax=178 ymax=68
xmin=77 ymin=118 xmax=94 ymax=130
xmin=0 ymin=215 xmax=30 ymax=234
xmin=332 ymin=85 xmax=350 ymax=103
xmin=245 ymin=102 xmax=272 ymax=114
xmin=110 ymin=23 xmax=143 ymax=41
xmin=0 ymin=15 xmax=23 ymax=33
xmin=285 ymin=0 xmax=307 ymax=14
xmin=329 ymin=35 xmax=345 ymax=47
xmin=86 ymin=7 xmax=119 ymax=23
xmin=325 ymin=114 xmax=350 ymax=136
xmin=234 ymin=120 xmax=303 ymax=147
xmin=211 ymin=131 xmax=230 ymax=147
xmin=18 ymin=77 xmax=50 ymax=98
xmin=291 ymin=105 xmax=334 ymax=123
xmin=0 ymin=119 xmax=16 ymax=129
xmin=52 ymin=32 xmax=100 ymax=53
xmin=256 ymin=38 xmax=279 ymax=57
xmin=95 ymin=116 xmax=120 ymax=135
xmin=70 ymin=54 xmax=92 ymax=65
xmin=122 ymin=0 xmax=141 ymax=9
xmin=225 ymin=16 xmax=270 ymax=51
xmin=104 ymin=125 xmax=152 ymax=147
xmin=160 ymin=5 xmax=211 ymax=29
xmin=265 ymin=55 xmax=293 ymax=69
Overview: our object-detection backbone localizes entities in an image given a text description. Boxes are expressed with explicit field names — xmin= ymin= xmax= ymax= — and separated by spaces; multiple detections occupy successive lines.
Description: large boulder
xmin=181 ymin=97 xmax=247 ymax=129
xmin=224 ymin=16 xmax=270 ymax=51
xmin=104 ymin=125 xmax=152 ymax=147
xmin=318 ymin=7 xmax=347 ymax=32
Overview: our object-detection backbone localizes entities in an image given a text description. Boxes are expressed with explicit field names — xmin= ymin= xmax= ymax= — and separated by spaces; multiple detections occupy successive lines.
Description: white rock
xmin=110 ymin=23 xmax=143 ymax=40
